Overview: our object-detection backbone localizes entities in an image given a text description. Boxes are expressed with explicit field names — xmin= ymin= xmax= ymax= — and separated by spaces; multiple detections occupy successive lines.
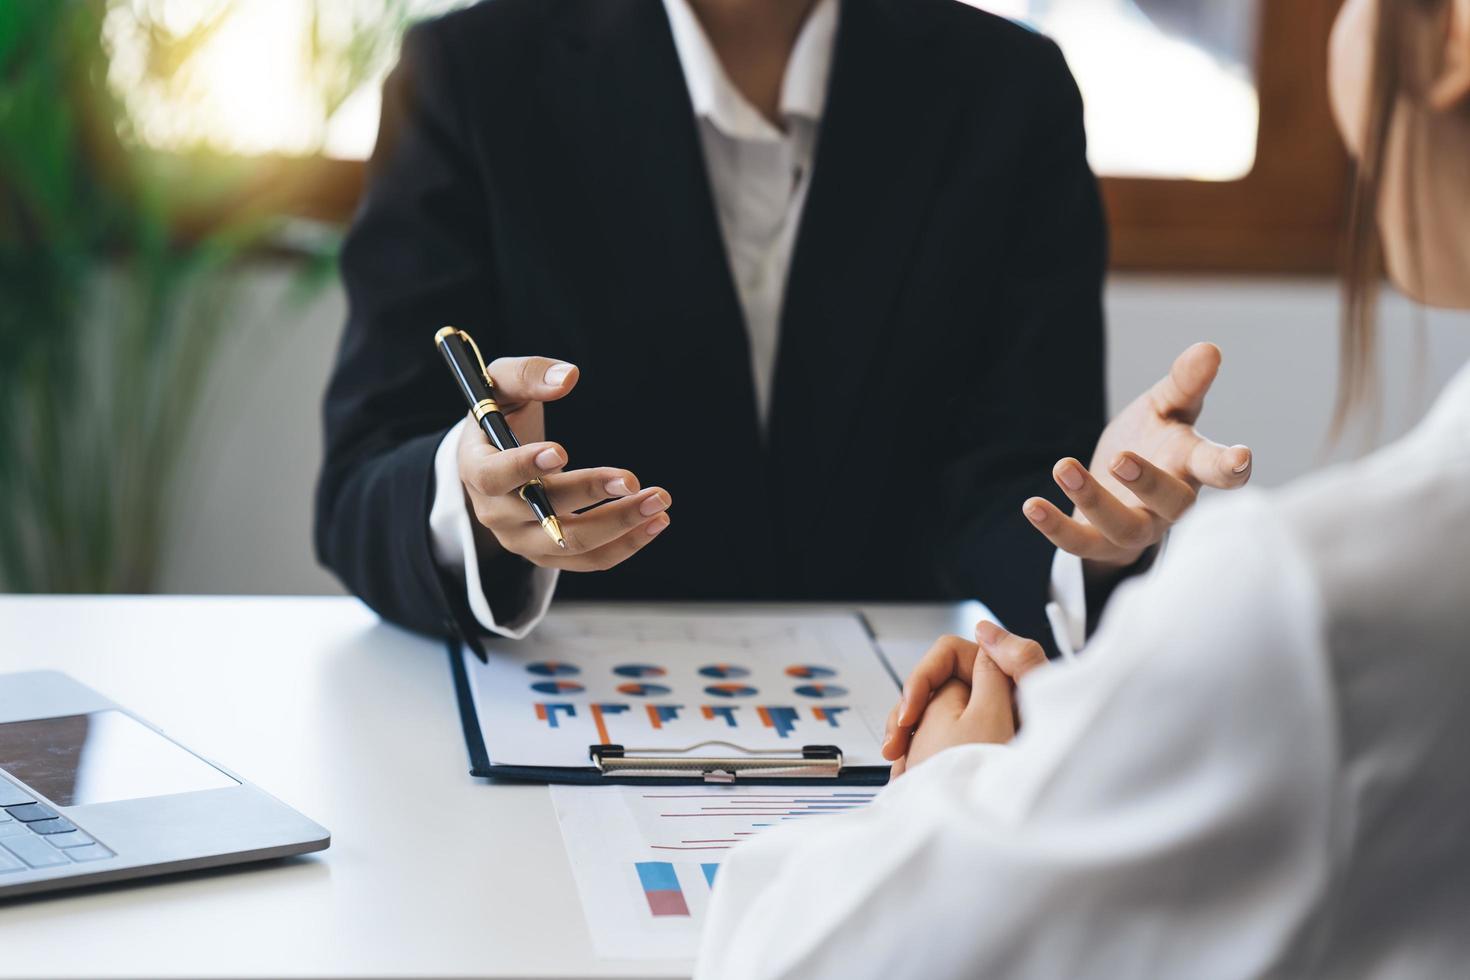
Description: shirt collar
xmin=661 ymin=0 xmax=838 ymax=142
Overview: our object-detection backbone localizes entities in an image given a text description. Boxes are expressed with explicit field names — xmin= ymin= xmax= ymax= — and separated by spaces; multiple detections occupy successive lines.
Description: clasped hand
xmin=456 ymin=356 xmax=672 ymax=571
xmin=883 ymin=623 xmax=1048 ymax=777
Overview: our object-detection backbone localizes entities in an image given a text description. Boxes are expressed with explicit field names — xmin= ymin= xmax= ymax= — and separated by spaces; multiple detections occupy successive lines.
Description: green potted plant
xmin=0 ymin=0 xmax=406 ymax=592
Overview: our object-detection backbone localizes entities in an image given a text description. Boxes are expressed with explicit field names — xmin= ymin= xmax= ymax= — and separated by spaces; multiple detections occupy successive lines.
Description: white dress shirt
xmin=663 ymin=0 xmax=836 ymax=427
xmin=428 ymin=0 xmax=1086 ymax=642
xmin=697 ymin=360 xmax=1470 ymax=979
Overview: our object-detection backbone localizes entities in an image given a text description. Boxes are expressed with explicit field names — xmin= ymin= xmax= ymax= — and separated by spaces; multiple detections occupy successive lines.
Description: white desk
xmin=0 ymin=595 xmax=982 ymax=979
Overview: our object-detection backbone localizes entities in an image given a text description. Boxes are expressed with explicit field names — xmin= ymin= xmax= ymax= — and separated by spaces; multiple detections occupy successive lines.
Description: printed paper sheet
xmin=550 ymin=784 xmax=878 ymax=960
xmin=464 ymin=610 xmax=900 ymax=768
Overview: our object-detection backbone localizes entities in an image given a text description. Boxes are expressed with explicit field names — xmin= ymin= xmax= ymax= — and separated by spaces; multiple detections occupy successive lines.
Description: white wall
xmin=1106 ymin=277 xmax=1470 ymax=483
xmin=156 ymin=273 xmax=1470 ymax=596
xmin=158 ymin=272 xmax=348 ymax=596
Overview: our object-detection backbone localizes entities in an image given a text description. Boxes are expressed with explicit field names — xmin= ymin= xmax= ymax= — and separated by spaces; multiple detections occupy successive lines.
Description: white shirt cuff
xmin=428 ymin=418 xmax=558 ymax=639
xmin=1045 ymin=548 xmax=1086 ymax=660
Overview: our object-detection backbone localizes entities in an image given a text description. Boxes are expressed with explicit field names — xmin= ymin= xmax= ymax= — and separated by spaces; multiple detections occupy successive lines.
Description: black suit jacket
xmin=316 ymin=0 xmax=1107 ymax=647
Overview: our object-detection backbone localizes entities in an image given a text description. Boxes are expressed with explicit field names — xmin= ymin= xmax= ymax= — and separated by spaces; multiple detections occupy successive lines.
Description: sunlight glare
xmin=968 ymin=0 xmax=1260 ymax=181
xmin=107 ymin=0 xmax=380 ymax=157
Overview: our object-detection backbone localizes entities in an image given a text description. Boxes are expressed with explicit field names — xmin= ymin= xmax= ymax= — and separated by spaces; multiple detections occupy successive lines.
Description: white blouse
xmin=696 ymin=361 xmax=1470 ymax=979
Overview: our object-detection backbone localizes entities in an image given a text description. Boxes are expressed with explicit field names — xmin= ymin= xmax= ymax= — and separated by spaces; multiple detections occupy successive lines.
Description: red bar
xmin=645 ymin=889 xmax=690 ymax=916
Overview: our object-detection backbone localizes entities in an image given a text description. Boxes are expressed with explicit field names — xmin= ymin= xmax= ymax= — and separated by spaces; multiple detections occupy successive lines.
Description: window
xmin=973 ymin=0 xmax=1262 ymax=181
xmin=970 ymin=0 xmax=1349 ymax=273
xmin=103 ymin=0 xmax=464 ymax=160
xmin=103 ymin=0 xmax=1347 ymax=273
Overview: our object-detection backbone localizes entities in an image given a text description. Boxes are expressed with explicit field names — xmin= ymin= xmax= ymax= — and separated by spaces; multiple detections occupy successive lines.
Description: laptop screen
xmin=0 ymin=710 xmax=237 ymax=806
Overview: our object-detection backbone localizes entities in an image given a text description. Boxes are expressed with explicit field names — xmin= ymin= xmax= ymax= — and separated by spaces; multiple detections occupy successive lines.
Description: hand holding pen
xmin=435 ymin=328 xmax=672 ymax=572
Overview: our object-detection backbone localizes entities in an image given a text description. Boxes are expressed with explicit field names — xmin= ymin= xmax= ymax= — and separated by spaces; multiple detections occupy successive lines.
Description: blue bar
xmin=701 ymin=863 xmax=719 ymax=887
xmin=763 ymin=706 xmax=799 ymax=737
xmin=705 ymin=705 xmax=739 ymax=727
xmin=537 ymin=703 xmax=577 ymax=728
xmin=636 ymin=861 xmax=680 ymax=892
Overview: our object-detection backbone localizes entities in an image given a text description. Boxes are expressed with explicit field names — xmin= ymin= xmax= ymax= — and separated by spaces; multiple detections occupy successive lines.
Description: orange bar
xmin=757 ymin=706 xmax=773 ymax=728
xmin=647 ymin=704 xmax=663 ymax=729
xmin=535 ymin=703 xmax=547 ymax=721
xmin=591 ymin=705 xmax=611 ymax=744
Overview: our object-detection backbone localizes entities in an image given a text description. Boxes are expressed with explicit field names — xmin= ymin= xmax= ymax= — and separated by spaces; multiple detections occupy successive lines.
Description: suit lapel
xmin=771 ymin=0 xmax=962 ymax=483
xmin=540 ymin=0 xmax=758 ymax=435
xmin=535 ymin=0 xmax=963 ymax=536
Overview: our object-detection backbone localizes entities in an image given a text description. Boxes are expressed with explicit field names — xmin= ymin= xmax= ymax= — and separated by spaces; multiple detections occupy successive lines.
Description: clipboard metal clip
xmin=590 ymin=742 xmax=843 ymax=782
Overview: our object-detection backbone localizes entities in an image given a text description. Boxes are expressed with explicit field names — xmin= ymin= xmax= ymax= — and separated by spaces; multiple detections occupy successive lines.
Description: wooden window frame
xmin=1100 ymin=0 xmax=1350 ymax=274
xmin=270 ymin=0 xmax=1350 ymax=276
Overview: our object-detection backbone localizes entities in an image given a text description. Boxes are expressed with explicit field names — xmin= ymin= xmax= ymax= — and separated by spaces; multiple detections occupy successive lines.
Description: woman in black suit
xmin=316 ymin=0 xmax=1247 ymax=649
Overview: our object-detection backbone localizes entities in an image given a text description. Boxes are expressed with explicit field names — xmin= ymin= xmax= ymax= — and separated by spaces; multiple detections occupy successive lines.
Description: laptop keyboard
xmin=0 ymin=777 xmax=114 ymax=874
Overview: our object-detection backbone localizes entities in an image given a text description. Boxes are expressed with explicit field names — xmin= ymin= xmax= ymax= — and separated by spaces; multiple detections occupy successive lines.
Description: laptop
xmin=0 ymin=670 xmax=329 ymax=899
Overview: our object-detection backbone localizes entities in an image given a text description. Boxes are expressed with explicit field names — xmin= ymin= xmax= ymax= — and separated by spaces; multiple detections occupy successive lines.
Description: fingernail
xmin=646 ymin=514 xmax=670 ymax=535
xmin=975 ymin=620 xmax=1004 ymax=645
xmin=897 ymin=696 xmax=910 ymax=721
xmin=535 ymin=447 xmax=564 ymax=471
xmin=1112 ymin=455 xmax=1142 ymax=482
xmin=1024 ymin=502 xmax=1047 ymax=524
xmin=1058 ymin=463 xmax=1085 ymax=491
xmin=1231 ymin=446 xmax=1251 ymax=473
xmin=639 ymin=492 xmax=670 ymax=517
xmin=605 ymin=477 xmax=632 ymax=496
xmin=543 ymin=363 xmax=575 ymax=386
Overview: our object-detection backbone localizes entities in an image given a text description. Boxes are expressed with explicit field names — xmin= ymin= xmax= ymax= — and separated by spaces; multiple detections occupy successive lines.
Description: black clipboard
xmin=446 ymin=632 xmax=893 ymax=786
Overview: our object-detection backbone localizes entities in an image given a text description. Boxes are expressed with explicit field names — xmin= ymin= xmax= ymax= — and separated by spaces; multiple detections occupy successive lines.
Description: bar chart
xmin=635 ymin=861 xmax=690 ymax=917
xmin=553 ymin=785 xmax=879 ymax=959
xmin=471 ymin=610 xmax=899 ymax=768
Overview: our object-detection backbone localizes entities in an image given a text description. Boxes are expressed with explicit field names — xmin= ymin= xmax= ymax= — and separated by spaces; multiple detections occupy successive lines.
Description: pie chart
xmin=794 ymin=683 xmax=847 ymax=699
xmin=526 ymin=661 xmax=580 ymax=676
xmin=785 ymin=665 xmax=836 ymax=679
xmin=613 ymin=664 xmax=668 ymax=678
xmin=705 ymin=683 xmax=758 ymax=698
xmin=617 ymin=682 xmax=672 ymax=697
xmin=530 ymin=680 xmax=585 ymax=695
xmin=698 ymin=663 xmax=750 ymax=679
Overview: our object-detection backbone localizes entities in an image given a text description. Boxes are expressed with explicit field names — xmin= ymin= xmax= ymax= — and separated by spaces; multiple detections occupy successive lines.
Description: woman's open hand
xmin=457 ymin=355 xmax=672 ymax=571
xmin=1023 ymin=342 xmax=1251 ymax=575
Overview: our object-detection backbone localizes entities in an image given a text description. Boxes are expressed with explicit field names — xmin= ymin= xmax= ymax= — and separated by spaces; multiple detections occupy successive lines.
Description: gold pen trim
xmin=440 ymin=325 xmax=560 ymax=548
xmin=461 ymin=332 xmax=496 ymax=390
xmin=541 ymin=515 xmax=567 ymax=549
xmin=436 ymin=325 xmax=498 ymax=391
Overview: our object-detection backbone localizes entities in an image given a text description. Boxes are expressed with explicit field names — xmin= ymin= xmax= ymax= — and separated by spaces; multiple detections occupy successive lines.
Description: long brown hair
xmin=1336 ymin=0 xmax=1442 ymax=437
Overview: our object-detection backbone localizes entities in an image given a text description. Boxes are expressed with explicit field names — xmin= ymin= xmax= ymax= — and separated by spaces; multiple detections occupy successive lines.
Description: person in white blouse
xmin=697 ymin=0 xmax=1470 ymax=976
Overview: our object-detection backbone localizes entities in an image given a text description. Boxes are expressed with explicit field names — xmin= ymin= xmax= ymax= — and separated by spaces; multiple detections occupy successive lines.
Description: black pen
xmin=434 ymin=326 xmax=567 ymax=549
